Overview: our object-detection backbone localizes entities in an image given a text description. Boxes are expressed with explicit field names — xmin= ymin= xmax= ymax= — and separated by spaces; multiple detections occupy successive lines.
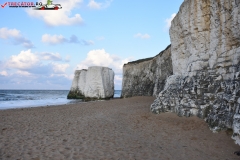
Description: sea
xmin=0 ymin=90 xmax=122 ymax=110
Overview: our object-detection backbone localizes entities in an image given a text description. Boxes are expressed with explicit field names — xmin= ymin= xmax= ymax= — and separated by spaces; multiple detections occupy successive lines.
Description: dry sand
xmin=0 ymin=96 xmax=239 ymax=160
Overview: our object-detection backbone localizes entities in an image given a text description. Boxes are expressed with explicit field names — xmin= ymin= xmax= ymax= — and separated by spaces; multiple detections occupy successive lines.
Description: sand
xmin=0 ymin=96 xmax=239 ymax=160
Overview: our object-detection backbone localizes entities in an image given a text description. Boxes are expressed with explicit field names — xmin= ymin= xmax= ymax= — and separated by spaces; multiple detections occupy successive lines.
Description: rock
xmin=67 ymin=66 xmax=114 ymax=100
xmin=121 ymin=45 xmax=172 ymax=98
xmin=150 ymin=0 xmax=240 ymax=145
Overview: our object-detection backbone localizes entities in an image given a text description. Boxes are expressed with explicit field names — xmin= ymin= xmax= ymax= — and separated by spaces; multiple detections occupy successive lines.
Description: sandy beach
xmin=0 ymin=96 xmax=239 ymax=160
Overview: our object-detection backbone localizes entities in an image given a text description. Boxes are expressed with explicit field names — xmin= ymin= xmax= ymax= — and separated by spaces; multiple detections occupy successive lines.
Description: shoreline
xmin=0 ymin=89 xmax=122 ymax=110
xmin=0 ymin=96 xmax=239 ymax=159
xmin=0 ymin=97 xmax=122 ymax=111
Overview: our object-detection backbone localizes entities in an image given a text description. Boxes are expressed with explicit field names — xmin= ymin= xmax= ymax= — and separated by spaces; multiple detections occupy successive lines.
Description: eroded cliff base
xmin=151 ymin=68 xmax=240 ymax=144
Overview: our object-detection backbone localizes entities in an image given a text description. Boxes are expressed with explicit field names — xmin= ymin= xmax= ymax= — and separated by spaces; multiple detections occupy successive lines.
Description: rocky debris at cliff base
xmin=67 ymin=91 xmax=85 ymax=99
xmin=67 ymin=66 xmax=114 ymax=100
xmin=151 ymin=69 xmax=240 ymax=144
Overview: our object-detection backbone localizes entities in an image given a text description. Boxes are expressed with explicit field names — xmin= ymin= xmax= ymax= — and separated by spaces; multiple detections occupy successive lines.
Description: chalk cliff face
xmin=170 ymin=0 xmax=240 ymax=77
xmin=150 ymin=0 xmax=240 ymax=144
xmin=68 ymin=66 xmax=114 ymax=100
xmin=121 ymin=45 xmax=172 ymax=98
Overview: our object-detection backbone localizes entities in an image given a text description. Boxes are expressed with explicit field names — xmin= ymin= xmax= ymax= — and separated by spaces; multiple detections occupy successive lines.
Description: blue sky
xmin=0 ymin=0 xmax=183 ymax=90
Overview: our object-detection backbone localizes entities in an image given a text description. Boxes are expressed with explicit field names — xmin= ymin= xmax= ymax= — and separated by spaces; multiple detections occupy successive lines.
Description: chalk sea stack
xmin=67 ymin=66 xmax=115 ymax=100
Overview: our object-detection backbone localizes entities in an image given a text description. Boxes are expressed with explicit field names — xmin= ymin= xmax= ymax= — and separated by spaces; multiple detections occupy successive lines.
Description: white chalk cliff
xmin=121 ymin=45 xmax=172 ymax=98
xmin=150 ymin=0 xmax=240 ymax=145
xmin=120 ymin=0 xmax=240 ymax=145
xmin=68 ymin=66 xmax=114 ymax=100
xmin=170 ymin=0 xmax=240 ymax=77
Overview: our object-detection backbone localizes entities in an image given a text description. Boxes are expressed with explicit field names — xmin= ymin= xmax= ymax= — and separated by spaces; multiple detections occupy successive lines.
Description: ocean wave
xmin=0 ymin=90 xmax=121 ymax=109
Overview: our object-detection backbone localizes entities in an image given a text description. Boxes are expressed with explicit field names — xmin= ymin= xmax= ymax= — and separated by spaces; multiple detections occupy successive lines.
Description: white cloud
xmin=165 ymin=13 xmax=176 ymax=28
xmin=64 ymin=55 xmax=71 ymax=62
xmin=87 ymin=0 xmax=113 ymax=9
xmin=77 ymin=49 xmax=134 ymax=75
xmin=103 ymin=0 xmax=112 ymax=8
xmin=114 ymin=75 xmax=122 ymax=89
xmin=26 ymin=0 xmax=84 ymax=26
xmin=51 ymin=62 xmax=70 ymax=73
xmin=77 ymin=49 xmax=133 ymax=89
xmin=22 ymin=42 xmax=34 ymax=48
xmin=134 ymin=33 xmax=150 ymax=39
xmin=16 ymin=70 xmax=32 ymax=76
xmin=77 ymin=49 xmax=112 ymax=69
xmin=0 ymin=49 xmax=72 ymax=89
xmin=5 ymin=49 xmax=69 ymax=74
xmin=6 ymin=49 xmax=39 ymax=70
xmin=42 ymin=34 xmax=67 ymax=45
xmin=0 ymin=28 xmax=34 ymax=48
xmin=0 ymin=71 xmax=8 ymax=76
xmin=38 ymin=52 xmax=62 ymax=61
xmin=114 ymin=75 xmax=122 ymax=85
xmin=50 ymin=73 xmax=73 ymax=80
xmin=0 ymin=71 xmax=72 ymax=90
xmin=0 ymin=28 xmax=20 ymax=39
xmin=82 ymin=40 xmax=94 ymax=45
xmin=42 ymin=34 xmax=94 ymax=45
xmin=88 ymin=0 xmax=101 ymax=9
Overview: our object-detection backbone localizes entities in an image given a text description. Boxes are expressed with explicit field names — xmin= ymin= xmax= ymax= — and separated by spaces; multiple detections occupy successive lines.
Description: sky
xmin=0 ymin=0 xmax=184 ymax=90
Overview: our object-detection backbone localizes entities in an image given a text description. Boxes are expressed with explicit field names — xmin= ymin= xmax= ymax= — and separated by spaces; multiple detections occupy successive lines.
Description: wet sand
xmin=0 ymin=96 xmax=239 ymax=160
